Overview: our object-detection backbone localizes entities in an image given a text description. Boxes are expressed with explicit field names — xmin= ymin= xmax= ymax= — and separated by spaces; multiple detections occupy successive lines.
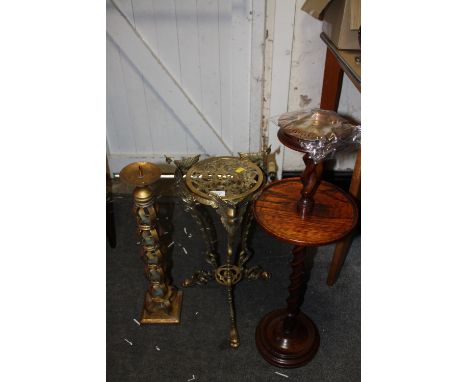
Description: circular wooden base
xmin=255 ymin=309 xmax=320 ymax=368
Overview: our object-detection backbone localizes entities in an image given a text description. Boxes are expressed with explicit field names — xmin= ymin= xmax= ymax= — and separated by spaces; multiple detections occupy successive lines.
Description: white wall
xmin=266 ymin=0 xmax=360 ymax=173
xmin=106 ymin=0 xmax=265 ymax=174
xmin=106 ymin=0 xmax=360 ymax=174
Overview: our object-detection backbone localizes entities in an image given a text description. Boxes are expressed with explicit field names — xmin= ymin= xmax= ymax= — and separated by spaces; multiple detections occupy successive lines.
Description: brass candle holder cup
xmin=120 ymin=162 xmax=182 ymax=324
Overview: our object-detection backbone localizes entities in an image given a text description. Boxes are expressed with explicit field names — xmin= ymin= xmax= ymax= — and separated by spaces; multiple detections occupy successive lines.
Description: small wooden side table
xmin=254 ymin=178 xmax=358 ymax=368
xmin=320 ymin=32 xmax=361 ymax=286
xmin=254 ymin=109 xmax=359 ymax=367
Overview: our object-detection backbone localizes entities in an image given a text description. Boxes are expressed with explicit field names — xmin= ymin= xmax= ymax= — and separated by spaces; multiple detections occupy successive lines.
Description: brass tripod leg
xmin=181 ymin=201 xmax=219 ymax=287
xmin=212 ymin=201 xmax=244 ymax=348
xmin=227 ymin=281 xmax=239 ymax=348
xmin=238 ymin=202 xmax=271 ymax=280
xmin=226 ymin=206 xmax=240 ymax=348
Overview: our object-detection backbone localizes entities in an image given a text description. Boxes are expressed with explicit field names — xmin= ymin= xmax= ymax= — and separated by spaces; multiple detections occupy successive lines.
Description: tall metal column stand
xmin=120 ymin=162 xmax=182 ymax=324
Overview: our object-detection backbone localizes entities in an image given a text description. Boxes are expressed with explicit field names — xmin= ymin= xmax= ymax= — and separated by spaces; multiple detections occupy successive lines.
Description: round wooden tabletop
xmin=254 ymin=178 xmax=358 ymax=247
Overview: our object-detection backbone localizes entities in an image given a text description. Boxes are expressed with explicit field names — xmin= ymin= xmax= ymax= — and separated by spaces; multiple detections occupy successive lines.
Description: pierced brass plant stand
xmin=169 ymin=155 xmax=220 ymax=286
xmin=120 ymin=162 xmax=182 ymax=324
xmin=180 ymin=156 xmax=271 ymax=348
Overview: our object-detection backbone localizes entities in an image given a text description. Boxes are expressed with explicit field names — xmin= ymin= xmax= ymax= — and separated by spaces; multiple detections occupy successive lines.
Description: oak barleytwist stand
xmin=120 ymin=162 xmax=182 ymax=324
xmin=254 ymin=110 xmax=359 ymax=368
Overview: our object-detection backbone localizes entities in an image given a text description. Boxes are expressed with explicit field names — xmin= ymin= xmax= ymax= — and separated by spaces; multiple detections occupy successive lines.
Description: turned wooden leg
xmin=297 ymin=154 xmax=323 ymax=218
xmin=319 ymin=45 xmax=360 ymax=286
xmin=327 ymin=236 xmax=354 ymax=285
xmin=320 ymin=47 xmax=344 ymax=111
xmin=106 ymin=163 xmax=117 ymax=248
xmin=106 ymin=198 xmax=117 ymax=248
xmin=255 ymin=246 xmax=320 ymax=368
xmin=327 ymin=148 xmax=361 ymax=286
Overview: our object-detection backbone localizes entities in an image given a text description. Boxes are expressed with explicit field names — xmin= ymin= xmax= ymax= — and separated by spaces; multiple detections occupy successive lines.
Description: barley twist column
xmin=297 ymin=154 xmax=323 ymax=218
xmin=282 ymin=246 xmax=308 ymax=334
xmin=254 ymin=178 xmax=357 ymax=368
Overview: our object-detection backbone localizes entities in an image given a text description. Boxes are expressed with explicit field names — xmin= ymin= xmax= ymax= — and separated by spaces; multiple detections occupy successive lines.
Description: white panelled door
xmin=106 ymin=0 xmax=266 ymax=173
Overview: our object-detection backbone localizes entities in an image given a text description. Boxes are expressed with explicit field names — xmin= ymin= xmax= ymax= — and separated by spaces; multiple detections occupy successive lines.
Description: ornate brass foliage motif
xmin=215 ymin=265 xmax=242 ymax=286
xmin=238 ymin=145 xmax=271 ymax=171
xmin=185 ymin=156 xmax=264 ymax=205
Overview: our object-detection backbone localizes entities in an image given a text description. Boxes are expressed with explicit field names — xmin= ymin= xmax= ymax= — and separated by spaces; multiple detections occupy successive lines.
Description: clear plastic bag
xmin=271 ymin=108 xmax=361 ymax=163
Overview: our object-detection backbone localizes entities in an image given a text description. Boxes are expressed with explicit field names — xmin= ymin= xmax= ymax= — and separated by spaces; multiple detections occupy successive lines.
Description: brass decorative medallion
xmin=185 ymin=156 xmax=264 ymax=206
xmin=215 ymin=265 xmax=242 ymax=286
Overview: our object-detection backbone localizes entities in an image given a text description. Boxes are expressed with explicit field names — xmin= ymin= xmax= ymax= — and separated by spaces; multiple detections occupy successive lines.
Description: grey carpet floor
xmin=107 ymin=186 xmax=360 ymax=382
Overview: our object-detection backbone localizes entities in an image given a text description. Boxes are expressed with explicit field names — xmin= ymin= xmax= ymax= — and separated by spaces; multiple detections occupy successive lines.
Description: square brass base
xmin=140 ymin=290 xmax=183 ymax=324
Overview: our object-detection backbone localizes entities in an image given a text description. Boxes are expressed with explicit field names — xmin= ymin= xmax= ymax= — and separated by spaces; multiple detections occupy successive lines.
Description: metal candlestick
xmin=120 ymin=161 xmax=182 ymax=324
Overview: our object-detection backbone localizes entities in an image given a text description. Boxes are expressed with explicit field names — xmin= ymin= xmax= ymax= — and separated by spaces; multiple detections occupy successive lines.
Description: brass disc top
xmin=120 ymin=162 xmax=161 ymax=187
xmin=277 ymin=109 xmax=359 ymax=159
xmin=185 ymin=157 xmax=264 ymax=205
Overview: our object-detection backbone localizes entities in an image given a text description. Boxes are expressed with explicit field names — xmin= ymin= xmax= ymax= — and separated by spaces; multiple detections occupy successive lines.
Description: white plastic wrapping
xmin=272 ymin=108 xmax=361 ymax=163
